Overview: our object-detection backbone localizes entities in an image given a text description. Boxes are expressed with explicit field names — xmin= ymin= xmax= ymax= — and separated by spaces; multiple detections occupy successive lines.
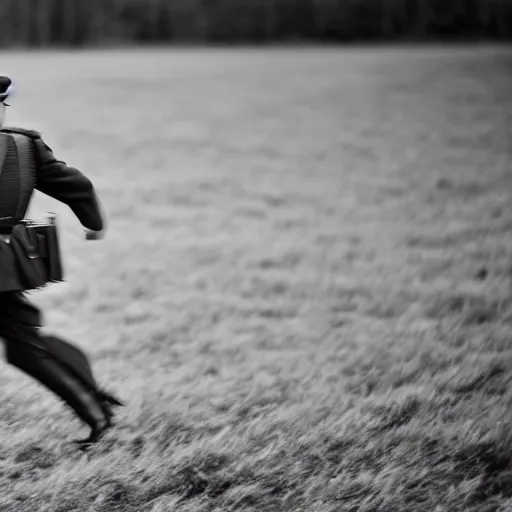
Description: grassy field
xmin=1 ymin=45 xmax=512 ymax=511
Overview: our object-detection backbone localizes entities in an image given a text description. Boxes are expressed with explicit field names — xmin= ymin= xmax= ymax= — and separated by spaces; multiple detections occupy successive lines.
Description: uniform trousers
xmin=0 ymin=292 xmax=108 ymax=431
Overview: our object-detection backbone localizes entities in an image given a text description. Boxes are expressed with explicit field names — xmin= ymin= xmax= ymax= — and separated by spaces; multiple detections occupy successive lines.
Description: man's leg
xmin=5 ymin=341 xmax=109 ymax=434
xmin=41 ymin=333 xmax=124 ymax=423
xmin=0 ymin=292 xmax=109 ymax=445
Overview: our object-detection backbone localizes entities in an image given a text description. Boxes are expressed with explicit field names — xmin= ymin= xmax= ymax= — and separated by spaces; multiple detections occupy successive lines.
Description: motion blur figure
xmin=0 ymin=77 xmax=123 ymax=450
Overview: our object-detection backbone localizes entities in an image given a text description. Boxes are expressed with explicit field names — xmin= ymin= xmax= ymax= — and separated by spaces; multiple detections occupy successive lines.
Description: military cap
xmin=0 ymin=76 xmax=13 ymax=104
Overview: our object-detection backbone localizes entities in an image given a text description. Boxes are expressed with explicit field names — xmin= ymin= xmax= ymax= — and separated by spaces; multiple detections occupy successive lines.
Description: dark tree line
xmin=0 ymin=0 xmax=511 ymax=47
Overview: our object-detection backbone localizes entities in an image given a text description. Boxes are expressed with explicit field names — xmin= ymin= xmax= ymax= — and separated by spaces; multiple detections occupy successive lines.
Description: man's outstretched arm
xmin=34 ymin=138 xmax=105 ymax=233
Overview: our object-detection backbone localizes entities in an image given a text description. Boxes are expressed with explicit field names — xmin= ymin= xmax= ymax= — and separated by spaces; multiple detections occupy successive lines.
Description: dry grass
xmin=0 ymin=45 xmax=512 ymax=511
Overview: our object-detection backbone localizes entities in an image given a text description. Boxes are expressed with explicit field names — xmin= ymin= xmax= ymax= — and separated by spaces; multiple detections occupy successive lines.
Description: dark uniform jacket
xmin=0 ymin=126 xmax=104 ymax=292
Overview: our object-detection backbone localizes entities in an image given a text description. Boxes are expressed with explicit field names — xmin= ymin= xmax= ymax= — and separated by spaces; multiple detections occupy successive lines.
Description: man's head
xmin=0 ymin=76 xmax=12 ymax=127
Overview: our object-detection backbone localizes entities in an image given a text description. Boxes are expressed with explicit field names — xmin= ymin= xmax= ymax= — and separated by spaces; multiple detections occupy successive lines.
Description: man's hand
xmin=85 ymin=229 xmax=105 ymax=241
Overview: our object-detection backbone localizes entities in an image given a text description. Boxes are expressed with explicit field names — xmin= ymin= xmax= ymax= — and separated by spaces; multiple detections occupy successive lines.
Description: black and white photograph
xmin=1 ymin=1 xmax=512 ymax=511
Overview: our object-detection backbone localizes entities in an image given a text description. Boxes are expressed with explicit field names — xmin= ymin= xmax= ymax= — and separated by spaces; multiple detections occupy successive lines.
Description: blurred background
xmin=1 ymin=2 xmax=512 ymax=512
xmin=0 ymin=0 xmax=511 ymax=47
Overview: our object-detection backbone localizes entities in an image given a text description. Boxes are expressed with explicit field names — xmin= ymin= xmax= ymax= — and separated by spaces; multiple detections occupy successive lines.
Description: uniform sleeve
xmin=34 ymin=138 xmax=105 ymax=231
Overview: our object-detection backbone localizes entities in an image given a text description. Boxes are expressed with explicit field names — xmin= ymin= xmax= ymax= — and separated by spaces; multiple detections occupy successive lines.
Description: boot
xmin=73 ymin=421 xmax=112 ymax=449
xmin=73 ymin=390 xmax=124 ymax=451
xmin=74 ymin=391 xmax=125 ymax=451
xmin=41 ymin=335 xmax=125 ymax=428
xmin=7 ymin=350 xmax=110 ymax=448
xmin=95 ymin=389 xmax=124 ymax=426
xmin=96 ymin=389 xmax=124 ymax=407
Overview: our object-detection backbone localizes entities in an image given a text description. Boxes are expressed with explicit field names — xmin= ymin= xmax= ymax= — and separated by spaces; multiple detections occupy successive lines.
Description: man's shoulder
xmin=0 ymin=126 xmax=42 ymax=139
